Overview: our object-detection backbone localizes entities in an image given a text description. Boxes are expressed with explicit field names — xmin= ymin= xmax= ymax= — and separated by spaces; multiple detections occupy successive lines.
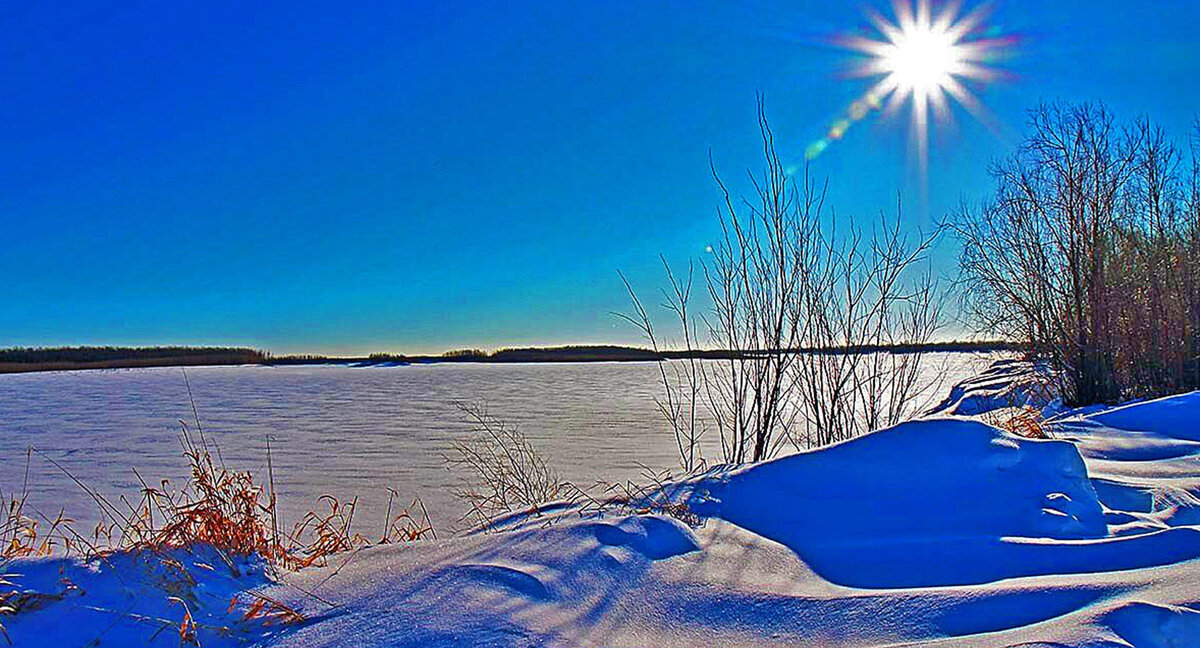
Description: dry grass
xmin=379 ymin=489 xmax=436 ymax=545
xmin=2 ymin=454 xmax=73 ymax=645
xmin=126 ymin=424 xmax=279 ymax=561
xmin=231 ymin=591 xmax=306 ymax=627
xmin=0 ymin=414 xmax=436 ymax=644
xmin=446 ymin=402 xmax=563 ymax=530
xmin=977 ymin=368 xmax=1055 ymax=440
xmin=984 ymin=405 xmax=1051 ymax=439
xmin=7 ymin=420 xmax=435 ymax=570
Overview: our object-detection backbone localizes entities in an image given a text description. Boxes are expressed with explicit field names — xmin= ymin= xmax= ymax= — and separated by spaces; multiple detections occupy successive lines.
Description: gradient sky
xmin=2 ymin=1 xmax=1197 ymax=354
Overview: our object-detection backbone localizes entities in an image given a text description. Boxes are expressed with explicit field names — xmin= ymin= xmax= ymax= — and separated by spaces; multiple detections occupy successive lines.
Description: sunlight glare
xmin=884 ymin=26 xmax=959 ymax=95
xmin=808 ymin=0 xmax=1014 ymax=170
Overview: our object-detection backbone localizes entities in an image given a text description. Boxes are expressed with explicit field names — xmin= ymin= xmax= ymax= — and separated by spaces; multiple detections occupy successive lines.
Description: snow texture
xmin=3 ymin=365 xmax=1199 ymax=647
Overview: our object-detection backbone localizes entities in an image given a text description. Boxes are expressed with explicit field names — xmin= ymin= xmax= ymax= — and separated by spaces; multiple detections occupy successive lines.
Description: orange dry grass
xmin=987 ymin=405 xmax=1051 ymax=439
xmin=0 ymin=402 xmax=437 ymax=645
xmin=129 ymin=427 xmax=278 ymax=561
xmin=230 ymin=591 xmax=306 ymax=627
xmin=3 ymin=469 xmax=75 ymax=645
xmin=8 ymin=422 xmax=436 ymax=573
xmin=2 ymin=457 xmax=74 ymax=560
xmin=285 ymin=496 xmax=364 ymax=569
xmin=129 ymin=425 xmax=436 ymax=571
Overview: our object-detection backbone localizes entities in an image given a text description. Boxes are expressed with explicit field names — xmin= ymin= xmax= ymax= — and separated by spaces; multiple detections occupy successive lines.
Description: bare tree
xmin=624 ymin=99 xmax=946 ymax=466
xmin=955 ymin=102 xmax=1200 ymax=404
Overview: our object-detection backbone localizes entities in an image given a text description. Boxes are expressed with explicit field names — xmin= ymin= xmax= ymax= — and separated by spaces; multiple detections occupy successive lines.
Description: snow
xmin=0 ymin=355 xmax=994 ymax=535
xmin=3 ymin=361 xmax=1200 ymax=647
xmin=927 ymin=357 xmax=1061 ymax=416
xmin=1 ymin=547 xmax=281 ymax=647
xmin=1085 ymin=392 xmax=1200 ymax=440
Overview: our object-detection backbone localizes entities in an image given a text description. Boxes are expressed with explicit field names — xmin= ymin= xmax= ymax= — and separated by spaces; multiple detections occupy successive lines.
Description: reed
xmin=0 ymin=419 xmax=435 ymax=645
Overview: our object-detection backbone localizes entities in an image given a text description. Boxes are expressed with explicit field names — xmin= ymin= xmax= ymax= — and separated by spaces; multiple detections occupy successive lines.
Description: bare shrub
xmin=702 ymin=109 xmax=813 ymax=462
xmin=954 ymin=102 xmax=1200 ymax=404
xmin=445 ymin=402 xmax=563 ymax=529
xmin=624 ymin=100 xmax=945 ymax=465
xmin=786 ymin=203 xmax=944 ymax=448
xmin=619 ymin=261 xmax=707 ymax=473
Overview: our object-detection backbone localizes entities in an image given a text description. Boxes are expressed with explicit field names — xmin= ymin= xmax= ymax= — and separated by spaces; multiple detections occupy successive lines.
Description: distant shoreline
xmin=0 ymin=342 xmax=1021 ymax=375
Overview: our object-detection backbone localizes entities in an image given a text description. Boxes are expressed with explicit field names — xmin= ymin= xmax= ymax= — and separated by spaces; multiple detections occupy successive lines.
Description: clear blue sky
xmin=2 ymin=1 xmax=1197 ymax=354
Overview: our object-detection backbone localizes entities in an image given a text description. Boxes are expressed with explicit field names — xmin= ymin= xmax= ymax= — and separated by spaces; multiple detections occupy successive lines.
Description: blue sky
xmin=2 ymin=1 xmax=1197 ymax=354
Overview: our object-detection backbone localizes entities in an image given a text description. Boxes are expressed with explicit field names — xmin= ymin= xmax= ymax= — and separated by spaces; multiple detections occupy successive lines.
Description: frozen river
xmin=0 ymin=354 xmax=994 ymax=534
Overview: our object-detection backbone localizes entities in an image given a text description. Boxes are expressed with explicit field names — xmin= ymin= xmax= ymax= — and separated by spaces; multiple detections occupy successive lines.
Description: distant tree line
xmin=0 ymin=341 xmax=1019 ymax=376
xmin=0 ymin=346 xmax=268 ymax=373
xmin=442 ymin=349 xmax=488 ymax=359
xmin=955 ymin=102 xmax=1200 ymax=405
xmin=0 ymin=346 xmax=267 ymax=364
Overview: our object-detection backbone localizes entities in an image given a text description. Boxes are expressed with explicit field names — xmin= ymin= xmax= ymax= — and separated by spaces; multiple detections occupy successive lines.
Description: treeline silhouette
xmin=283 ymin=342 xmax=1018 ymax=366
xmin=0 ymin=341 xmax=1019 ymax=374
xmin=0 ymin=346 xmax=268 ymax=373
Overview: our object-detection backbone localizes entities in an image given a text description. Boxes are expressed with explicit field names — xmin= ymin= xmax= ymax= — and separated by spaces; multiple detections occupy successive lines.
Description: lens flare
xmin=808 ymin=0 xmax=1014 ymax=170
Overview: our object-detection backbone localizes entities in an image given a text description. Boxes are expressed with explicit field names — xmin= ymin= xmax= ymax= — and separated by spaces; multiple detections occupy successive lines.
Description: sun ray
xmin=806 ymin=0 xmax=1013 ymax=166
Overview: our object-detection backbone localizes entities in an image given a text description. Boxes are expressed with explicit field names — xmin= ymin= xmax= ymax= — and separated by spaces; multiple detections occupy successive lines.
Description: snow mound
xmin=1103 ymin=601 xmax=1200 ymax=648
xmin=1086 ymin=391 xmax=1200 ymax=441
xmin=590 ymin=515 xmax=700 ymax=560
xmin=928 ymin=358 xmax=1059 ymax=416
xmin=684 ymin=418 xmax=1200 ymax=588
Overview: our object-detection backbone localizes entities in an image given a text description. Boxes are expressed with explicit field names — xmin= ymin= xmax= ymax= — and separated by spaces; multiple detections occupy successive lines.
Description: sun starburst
xmin=808 ymin=0 xmax=1013 ymax=168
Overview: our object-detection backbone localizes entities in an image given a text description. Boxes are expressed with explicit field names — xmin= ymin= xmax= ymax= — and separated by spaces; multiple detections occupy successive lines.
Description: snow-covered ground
xmin=0 ymin=355 xmax=991 ymax=535
xmin=3 ymin=361 xmax=1199 ymax=647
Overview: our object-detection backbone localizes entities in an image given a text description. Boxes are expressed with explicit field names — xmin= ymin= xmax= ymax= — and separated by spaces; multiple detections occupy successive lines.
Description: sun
xmin=883 ymin=24 xmax=961 ymax=94
xmin=808 ymin=0 xmax=1012 ymax=166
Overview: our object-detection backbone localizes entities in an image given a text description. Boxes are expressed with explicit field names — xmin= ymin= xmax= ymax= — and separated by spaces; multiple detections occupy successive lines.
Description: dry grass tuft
xmin=168 ymin=597 xmax=200 ymax=646
xmin=14 ymin=419 xmax=435 ymax=573
xmin=446 ymin=402 xmax=563 ymax=530
xmin=230 ymin=591 xmax=306 ymax=627
xmin=125 ymin=424 xmax=278 ymax=562
xmin=2 ymin=452 xmax=75 ymax=560
xmin=985 ymin=405 xmax=1051 ymax=439
xmin=379 ymin=489 xmax=436 ymax=545
xmin=285 ymin=496 xmax=365 ymax=569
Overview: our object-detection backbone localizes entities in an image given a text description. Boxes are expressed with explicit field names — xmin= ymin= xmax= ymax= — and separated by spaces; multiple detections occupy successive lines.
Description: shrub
xmin=445 ymin=402 xmax=562 ymax=528
xmin=954 ymin=103 xmax=1200 ymax=404
xmin=624 ymin=100 xmax=945 ymax=465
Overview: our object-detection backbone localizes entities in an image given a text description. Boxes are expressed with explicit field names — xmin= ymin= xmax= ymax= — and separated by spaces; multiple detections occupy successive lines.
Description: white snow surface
xmin=4 ymin=367 xmax=1200 ymax=647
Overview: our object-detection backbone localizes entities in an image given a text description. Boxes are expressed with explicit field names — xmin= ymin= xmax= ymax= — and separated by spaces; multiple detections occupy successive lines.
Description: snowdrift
xmin=691 ymin=418 xmax=1158 ymax=588
xmin=1086 ymin=391 xmax=1200 ymax=441
xmin=685 ymin=417 xmax=1200 ymax=590
xmin=3 ymin=362 xmax=1200 ymax=647
xmin=928 ymin=358 xmax=1060 ymax=416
